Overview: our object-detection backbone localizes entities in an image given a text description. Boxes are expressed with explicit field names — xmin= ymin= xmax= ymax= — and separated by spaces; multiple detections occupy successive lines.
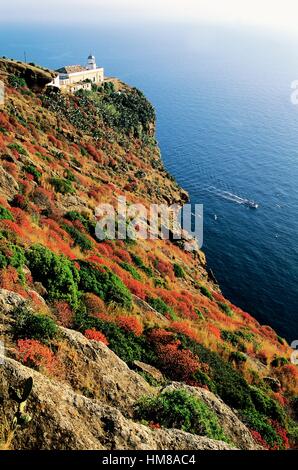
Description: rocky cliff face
xmin=0 ymin=59 xmax=297 ymax=450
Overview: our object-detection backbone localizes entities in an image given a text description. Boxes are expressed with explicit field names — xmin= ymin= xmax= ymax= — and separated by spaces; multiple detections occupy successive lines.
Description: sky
xmin=1 ymin=0 xmax=298 ymax=35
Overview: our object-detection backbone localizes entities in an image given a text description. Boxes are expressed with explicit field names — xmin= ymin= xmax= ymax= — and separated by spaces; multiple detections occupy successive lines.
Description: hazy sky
xmin=1 ymin=0 xmax=298 ymax=35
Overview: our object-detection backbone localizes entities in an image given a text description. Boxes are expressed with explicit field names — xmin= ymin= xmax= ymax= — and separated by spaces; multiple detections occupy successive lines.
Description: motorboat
xmin=245 ymin=200 xmax=259 ymax=209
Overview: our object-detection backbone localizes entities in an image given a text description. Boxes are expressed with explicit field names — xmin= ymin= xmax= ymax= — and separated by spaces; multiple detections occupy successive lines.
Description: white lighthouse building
xmin=86 ymin=54 xmax=97 ymax=70
xmin=49 ymin=53 xmax=104 ymax=93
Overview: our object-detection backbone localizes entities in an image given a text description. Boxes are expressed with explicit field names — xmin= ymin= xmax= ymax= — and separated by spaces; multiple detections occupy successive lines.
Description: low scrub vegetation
xmin=136 ymin=389 xmax=227 ymax=443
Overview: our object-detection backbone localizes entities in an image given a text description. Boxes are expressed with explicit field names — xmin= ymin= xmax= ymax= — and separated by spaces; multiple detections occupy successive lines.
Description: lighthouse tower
xmin=87 ymin=53 xmax=97 ymax=70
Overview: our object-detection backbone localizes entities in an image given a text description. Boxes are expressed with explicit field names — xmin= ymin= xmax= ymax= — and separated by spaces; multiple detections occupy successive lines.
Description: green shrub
xmin=0 ymin=205 xmax=14 ymax=221
xmin=13 ymin=306 xmax=58 ymax=342
xmin=0 ymin=242 xmax=26 ymax=283
xmin=8 ymin=75 xmax=27 ymax=89
xmin=218 ymin=302 xmax=233 ymax=317
xmin=120 ymin=262 xmax=141 ymax=280
xmin=229 ymin=351 xmax=247 ymax=365
xmin=177 ymin=334 xmax=253 ymax=410
xmin=64 ymin=211 xmax=96 ymax=237
xmin=271 ymin=357 xmax=289 ymax=368
xmin=23 ymin=164 xmax=42 ymax=182
xmin=78 ymin=260 xmax=132 ymax=309
xmin=250 ymin=387 xmax=285 ymax=423
xmin=0 ymin=243 xmax=25 ymax=269
xmin=135 ymin=389 xmax=227 ymax=442
xmin=64 ymin=169 xmax=76 ymax=182
xmin=146 ymin=296 xmax=173 ymax=316
xmin=49 ymin=177 xmax=74 ymax=194
xmin=137 ymin=371 xmax=162 ymax=387
xmin=62 ymin=224 xmax=93 ymax=252
xmin=235 ymin=329 xmax=255 ymax=342
xmin=287 ymin=418 xmax=298 ymax=448
xmin=277 ymin=335 xmax=285 ymax=345
xmin=195 ymin=308 xmax=205 ymax=320
xmin=26 ymin=245 xmax=80 ymax=307
xmin=240 ymin=408 xmax=283 ymax=449
xmin=193 ymin=370 xmax=216 ymax=393
xmin=199 ymin=284 xmax=213 ymax=300
xmin=8 ymin=143 xmax=28 ymax=156
xmin=131 ymin=254 xmax=153 ymax=277
xmin=173 ymin=263 xmax=185 ymax=279
xmin=221 ymin=330 xmax=241 ymax=347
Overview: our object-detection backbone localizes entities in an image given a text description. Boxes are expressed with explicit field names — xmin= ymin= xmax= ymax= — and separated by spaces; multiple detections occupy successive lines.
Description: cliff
xmin=0 ymin=59 xmax=297 ymax=450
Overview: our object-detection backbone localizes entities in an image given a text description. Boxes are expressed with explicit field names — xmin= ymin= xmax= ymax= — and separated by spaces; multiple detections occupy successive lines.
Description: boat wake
xmin=205 ymin=186 xmax=259 ymax=209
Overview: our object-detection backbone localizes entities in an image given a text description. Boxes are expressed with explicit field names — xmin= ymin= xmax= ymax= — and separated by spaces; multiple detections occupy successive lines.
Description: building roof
xmin=56 ymin=65 xmax=86 ymax=74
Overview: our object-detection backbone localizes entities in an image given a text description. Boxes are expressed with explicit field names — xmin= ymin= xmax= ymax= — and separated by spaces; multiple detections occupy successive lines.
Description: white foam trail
xmin=205 ymin=186 xmax=254 ymax=206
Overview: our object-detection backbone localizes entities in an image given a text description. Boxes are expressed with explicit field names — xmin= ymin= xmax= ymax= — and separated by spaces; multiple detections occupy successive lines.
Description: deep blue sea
xmin=1 ymin=22 xmax=298 ymax=341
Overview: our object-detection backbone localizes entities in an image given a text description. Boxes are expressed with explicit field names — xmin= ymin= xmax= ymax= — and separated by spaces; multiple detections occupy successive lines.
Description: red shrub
xmin=207 ymin=324 xmax=221 ymax=340
xmin=250 ymin=430 xmax=269 ymax=449
xmin=0 ymin=112 xmax=14 ymax=132
xmin=0 ymin=134 xmax=5 ymax=151
xmin=124 ymin=277 xmax=147 ymax=300
xmin=17 ymin=339 xmax=59 ymax=374
xmin=84 ymin=329 xmax=109 ymax=345
xmin=157 ymin=341 xmax=200 ymax=383
xmin=212 ymin=291 xmax=226 ymax=303
xmin=260 ymin=325 xmax=278 ymax=342
xmin=156 ymin=259 xmax=174 ymax=280
xmin=272 ymin=392 xmax=288 ymax=407
xmin=0 ymin=266 xmax=20 ymax=290
xmin=17 ymin=179 xmax=32 ymax=196
xmin=48 ymin=134 xmax=63 ymax=150
xmin=114 ymin=249 xmax=132 ymax=263
xmin=149 ymin=422 xmax=161 ymax=430
xmin=170 ymin=321 xmax=199 ymax=343
xmin=149 ymin=328 xmax=200 ymax=383
xmin=88 ymin=188 xmax=101 ymax=202
xmin=3 ymin=161 xmax=18 ymax=179
xmin=116 ymin=316 xmax=143 ymax=336
xmin=0 ymin=219 xmax=26 ymax=239
xmin=148 ymin=328 xmax=176 ymax=345
xmin=96 ymin=242 xmax=114 ymax=257
xmin=27 ymin=290 xmax=46 ymax=309
xmin=53 ymin=301 xmax=73 ymax=327
xmin=275 ymin=364 xmax=298 ymax=390
xmin=84 ymin=293 xmax=106 ymax=315
xmin=155 ymin=289 xmax=197 ymax=320
xmin=85 ymin=144 xmax=105 ymax=163
xmin=43 ymin=218 xmax=70 ymax=240
xmin=270 ymin=420 xmax=290 ymax=450
xmin=11 ymin=194 xmax=28 ymax=210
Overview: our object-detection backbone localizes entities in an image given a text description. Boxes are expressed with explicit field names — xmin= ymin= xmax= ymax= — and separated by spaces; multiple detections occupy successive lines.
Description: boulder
xmin=57 ymin=327 xmax=154 ymax=415
xmin=0 ymin=356 xmax=235 ymax=450
xmin=0 ymin=166 xmax=19 ymax=199
xmin=133 ymin=361 xmax=165 ymax=384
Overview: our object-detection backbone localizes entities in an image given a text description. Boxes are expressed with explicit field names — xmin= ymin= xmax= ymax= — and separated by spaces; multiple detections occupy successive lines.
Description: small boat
xmin=214 ymin=214 xmax=218 ymax=220
xmin=245 ymin=200 xmax=259 ymax=209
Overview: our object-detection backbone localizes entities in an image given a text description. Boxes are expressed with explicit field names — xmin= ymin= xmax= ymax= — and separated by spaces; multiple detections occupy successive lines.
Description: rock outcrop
xmin=163 ymin=383 xmax=261 ymax=450
xmin=57 ymin=327 xmax=153 ymax=415
xmin=0 ymin=58 xmax=55 ymax=91
xmin=0 ymin=356 xmax=234 ymax=450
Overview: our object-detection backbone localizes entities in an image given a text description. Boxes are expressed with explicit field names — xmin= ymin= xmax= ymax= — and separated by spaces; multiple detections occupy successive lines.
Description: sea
xmin=0 ymin=21 xmax=297 ymax=341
